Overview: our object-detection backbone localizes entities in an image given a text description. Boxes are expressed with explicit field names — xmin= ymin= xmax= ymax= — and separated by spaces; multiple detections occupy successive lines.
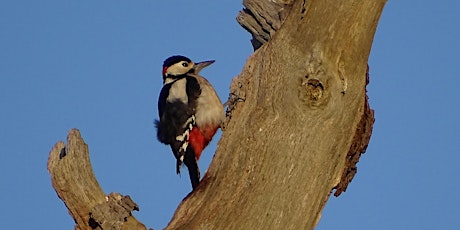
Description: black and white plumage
xmin=155 ymin=55 xmax=224 ymax=189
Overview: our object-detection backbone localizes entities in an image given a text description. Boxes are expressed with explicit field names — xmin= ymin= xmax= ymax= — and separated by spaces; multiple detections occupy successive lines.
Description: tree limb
xmin=48 ymin=129 xmax=146 ymax=230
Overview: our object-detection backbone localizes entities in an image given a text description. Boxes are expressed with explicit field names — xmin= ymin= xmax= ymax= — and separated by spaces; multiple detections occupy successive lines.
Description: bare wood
xmin=48 ymin=129 xmax=146 ymax=230
xmin=48 ymin=0 xmax=384 ymax=229
xmin=237 ymin=0 xmax=294 ymax=50
xmin=167 ymin=0 xmax=384 ymax=229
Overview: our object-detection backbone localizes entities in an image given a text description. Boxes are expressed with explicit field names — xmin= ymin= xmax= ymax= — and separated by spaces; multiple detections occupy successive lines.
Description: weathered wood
xmin=167 ymin=0 xmax=384 ymax=229
xmin=48 ymin=0 xmax=384 ymax=229
xmin=237 ymin=0 xmax=294 ymax=50
xmin=48 ymin=129 xmax=146 ymax=230
xmin=334 ymin=66 xmax=375 ymax=196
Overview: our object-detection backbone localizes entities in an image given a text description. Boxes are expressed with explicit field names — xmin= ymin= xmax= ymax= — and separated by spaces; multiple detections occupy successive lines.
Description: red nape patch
xmin=162 ymin=66 xmax=168 ymax=75
xmin=189 ymin=126 xmax=218 ymax=160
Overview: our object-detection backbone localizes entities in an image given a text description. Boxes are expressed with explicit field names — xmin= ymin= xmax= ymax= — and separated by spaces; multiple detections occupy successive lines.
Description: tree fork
xmin=48 ymin=0 xmax=385 ymax=229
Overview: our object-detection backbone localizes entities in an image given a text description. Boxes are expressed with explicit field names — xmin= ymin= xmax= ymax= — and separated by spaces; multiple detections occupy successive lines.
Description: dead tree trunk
xmin=167 ymin=0 xmax=383 ymax=229
xmin=48 ymin=0 xmax=384 ymax=229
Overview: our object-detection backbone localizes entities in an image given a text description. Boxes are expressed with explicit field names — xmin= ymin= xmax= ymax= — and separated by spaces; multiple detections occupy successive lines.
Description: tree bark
xmin=167 ymin=0 xmax=383 ymax=229
xmin=48 ymin=0 xmax=384 ymax=229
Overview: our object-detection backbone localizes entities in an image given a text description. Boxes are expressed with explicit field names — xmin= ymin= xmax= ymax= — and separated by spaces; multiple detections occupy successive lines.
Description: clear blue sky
xmin=1 ymin=1 xmax=459 ymax=229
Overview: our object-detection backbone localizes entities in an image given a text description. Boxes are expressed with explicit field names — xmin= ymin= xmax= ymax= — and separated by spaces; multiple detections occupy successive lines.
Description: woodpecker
xmin=155 ymin=55 xmax=224 ymax=189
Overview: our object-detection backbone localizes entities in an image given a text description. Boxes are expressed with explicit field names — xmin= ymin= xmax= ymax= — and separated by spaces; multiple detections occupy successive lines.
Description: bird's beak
xmin=193 ymin=60 xmax=215 ymax=74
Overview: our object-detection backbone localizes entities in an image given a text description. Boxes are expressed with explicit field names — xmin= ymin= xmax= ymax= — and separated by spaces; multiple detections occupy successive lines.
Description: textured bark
xmin=48 ymin=129 xmax=146 ymax=230
xmin=167 ymin=0 xmax=383 ymax=229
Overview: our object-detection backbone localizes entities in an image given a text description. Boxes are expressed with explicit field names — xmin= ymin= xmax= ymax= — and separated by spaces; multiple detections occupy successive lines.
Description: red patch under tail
xmin=189 ymin=126 xmax=218 ymax=160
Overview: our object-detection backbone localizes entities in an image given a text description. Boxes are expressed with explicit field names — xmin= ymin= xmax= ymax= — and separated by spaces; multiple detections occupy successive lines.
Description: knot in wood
xmin=305 ymin=78 xmax=324 ymax=101
xmin=299 ymin=76 xmax=326 ymax=108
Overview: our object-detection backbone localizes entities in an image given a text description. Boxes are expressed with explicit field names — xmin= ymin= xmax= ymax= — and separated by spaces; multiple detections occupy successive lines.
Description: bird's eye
xmin=182 ymin=62 xmax=188 ymax=67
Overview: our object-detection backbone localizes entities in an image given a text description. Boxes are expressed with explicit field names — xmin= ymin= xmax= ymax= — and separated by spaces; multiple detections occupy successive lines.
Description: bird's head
xmin=162 ymin=55 xmax=215 ymax=83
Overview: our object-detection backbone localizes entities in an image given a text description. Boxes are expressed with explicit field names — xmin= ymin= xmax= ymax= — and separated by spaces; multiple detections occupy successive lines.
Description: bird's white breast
xmin=193 ymin=75 xmax=225 ymax=128
xmin=166 ymin=78 xmax=188 ymax=104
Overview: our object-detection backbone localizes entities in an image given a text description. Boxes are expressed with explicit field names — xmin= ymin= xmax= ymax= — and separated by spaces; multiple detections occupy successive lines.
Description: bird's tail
xmin=183 ymin=147 xmax=200 ymax=189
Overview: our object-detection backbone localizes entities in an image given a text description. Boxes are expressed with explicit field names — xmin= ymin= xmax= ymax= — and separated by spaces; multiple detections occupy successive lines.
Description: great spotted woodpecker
xmin=155 ymin=55 xmax=224 ymax=189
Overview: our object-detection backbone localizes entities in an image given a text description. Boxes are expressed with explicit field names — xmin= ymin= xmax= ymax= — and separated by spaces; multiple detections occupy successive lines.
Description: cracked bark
xmin=48 ymin=0 xmax=384 ymax=229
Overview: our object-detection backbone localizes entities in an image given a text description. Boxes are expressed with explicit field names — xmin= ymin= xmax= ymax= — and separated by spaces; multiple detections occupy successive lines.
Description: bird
xmin=155 ymin=55 xmax=224 ymax=189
